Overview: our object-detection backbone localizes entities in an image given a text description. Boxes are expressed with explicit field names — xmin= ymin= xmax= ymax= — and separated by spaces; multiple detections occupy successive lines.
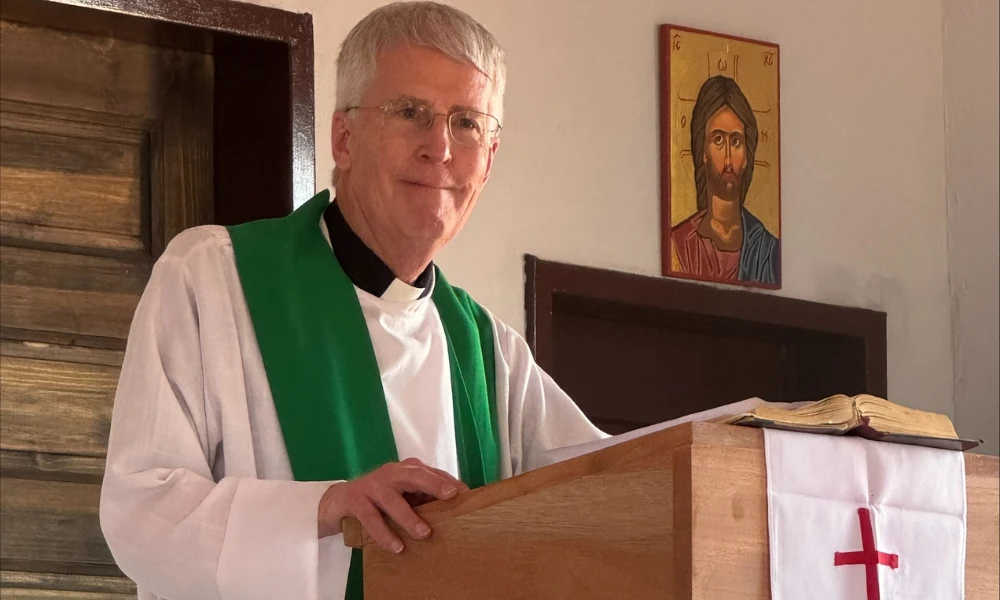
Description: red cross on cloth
xmin=834 ymin=507 xmax=899 ymax=600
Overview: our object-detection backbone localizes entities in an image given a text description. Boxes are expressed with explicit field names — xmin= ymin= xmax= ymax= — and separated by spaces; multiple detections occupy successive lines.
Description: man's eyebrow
xmin=709 ymin=128 xmax=745 ymax=136
xmin=391 ymin=94 xmax=427 ymax=104
xmin=451 ymin=103 xmax=486 ymax=113
xmin=389 ymin=95 xmax=486 ymax=114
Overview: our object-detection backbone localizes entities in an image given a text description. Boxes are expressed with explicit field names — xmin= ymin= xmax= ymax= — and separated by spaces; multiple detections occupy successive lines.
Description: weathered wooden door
xmin=0 ymin=16 xmax=213 ymax=597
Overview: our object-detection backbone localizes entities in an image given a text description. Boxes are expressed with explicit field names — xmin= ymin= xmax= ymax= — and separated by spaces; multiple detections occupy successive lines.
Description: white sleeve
xmin=99 ymin=237 xmax=335 ymax=600
xmin=492 ymin=317 xmax=609 ymax=476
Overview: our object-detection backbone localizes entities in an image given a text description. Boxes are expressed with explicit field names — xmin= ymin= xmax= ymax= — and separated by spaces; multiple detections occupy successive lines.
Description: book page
xmin=537 ymin=397 xmax=784 ymax=468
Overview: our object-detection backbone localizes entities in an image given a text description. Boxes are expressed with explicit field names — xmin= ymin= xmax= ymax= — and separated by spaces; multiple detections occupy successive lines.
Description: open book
xmin=721 ymin=394 xmax=981 ymax=451
xmin=541 ymin=395 xmax=979 ymax=467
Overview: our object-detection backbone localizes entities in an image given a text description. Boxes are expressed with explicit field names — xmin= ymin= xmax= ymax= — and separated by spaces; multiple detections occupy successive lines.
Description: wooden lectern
xmin=344 ymin=422 xmax=1000 ymax=599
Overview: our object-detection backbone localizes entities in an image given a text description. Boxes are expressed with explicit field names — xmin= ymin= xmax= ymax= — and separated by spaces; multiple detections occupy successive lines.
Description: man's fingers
xmin=403 ymin=491 xmax=437 ymax=507
xmin=389 ymin=464 xmax=463 ymax=500
xmin=398 ymin=458 xmax=468 ymax=493
xmin=420 ymin=464 xmax=469 ymax=493
xmin=372 ymin=486 xmax=432 ymax=541
xmin=344 ymin=460 xmax=469 ymax=553
xmin=354 ymin=499 xmax=405 ymax=554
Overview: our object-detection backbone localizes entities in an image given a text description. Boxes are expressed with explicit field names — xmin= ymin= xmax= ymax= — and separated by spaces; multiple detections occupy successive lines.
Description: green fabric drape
xmin=227 ymin=191 xmax=500 ymax=598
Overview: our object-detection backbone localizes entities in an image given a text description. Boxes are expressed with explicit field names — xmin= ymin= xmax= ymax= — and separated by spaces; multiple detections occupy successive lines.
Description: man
xmin=669 ymin=75 xmax=780 ymax=285
xmin=99 ymin=3 xmax=606 ymax=599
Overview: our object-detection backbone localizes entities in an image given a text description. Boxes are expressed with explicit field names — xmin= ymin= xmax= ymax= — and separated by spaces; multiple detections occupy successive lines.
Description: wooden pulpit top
xmin=344 ymin=422 xmax=999 ymax=600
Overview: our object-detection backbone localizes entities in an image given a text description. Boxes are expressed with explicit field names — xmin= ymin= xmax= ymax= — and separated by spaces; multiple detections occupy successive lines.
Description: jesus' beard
xmin=707 ymin=166 xmax=744 ymax=205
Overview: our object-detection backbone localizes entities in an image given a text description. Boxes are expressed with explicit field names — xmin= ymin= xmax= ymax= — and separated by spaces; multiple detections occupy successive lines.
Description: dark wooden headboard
xmin=524 ymin=256 xmax=887 ymax=435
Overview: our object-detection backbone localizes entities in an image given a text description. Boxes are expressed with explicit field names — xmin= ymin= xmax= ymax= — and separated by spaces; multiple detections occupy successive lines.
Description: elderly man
xmin=99 ymin=3 xmax=605 ymax=599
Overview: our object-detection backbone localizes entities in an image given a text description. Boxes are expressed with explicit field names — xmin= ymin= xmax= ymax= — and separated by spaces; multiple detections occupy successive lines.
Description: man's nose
xmin=418 ymin=115 xmax=452 ymax=165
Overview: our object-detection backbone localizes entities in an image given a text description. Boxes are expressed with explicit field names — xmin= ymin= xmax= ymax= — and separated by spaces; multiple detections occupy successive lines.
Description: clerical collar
xmin=323 ymin=199 xmax=433 ymax=301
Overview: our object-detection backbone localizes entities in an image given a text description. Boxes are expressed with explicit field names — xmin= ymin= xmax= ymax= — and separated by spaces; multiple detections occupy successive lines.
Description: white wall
xmin=248 ymin=0 xmax=958 ymax=422
xmin=943 ymin=0 xmax=1000 ymax=455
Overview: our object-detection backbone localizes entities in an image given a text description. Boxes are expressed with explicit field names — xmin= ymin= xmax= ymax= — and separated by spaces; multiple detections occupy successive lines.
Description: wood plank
xmin=0 ymin=0 xmax=214 ymax=54
xmin=0 ymin=122 xmax=146 ymax=251
xmin=0 ymin=101 xmax=154 ymax=256
xmin=965 ymin=453 xmax=1000 ymax=599
xmin=1 ymin=19 xmax=170 ymax=117
xmin=0 ymin=247 xmax=148 ymax=340
xmin=0 ymin=327 xmax=127 ymax=353
xmin=0 ymin=450 xmax=107 ymax=485
xmin=0 ymin=113 xmax=146 ymax=236
xmin=344 ymin=421 xmax=693 ymax=549
xmin=0 ymin=103 xmax=151 ymax=145
xmin=0 ymin=247 xmax=149 ymax=295
xmin=0 ymin=115 xmax=143 ymax=175
xmin=671 ymin=443 xmax=694 ymax=600
xmin=0 ymin=478 xmax=120 ymax=577
xmin=153 ymin=37 xmax=214 ymax=252
xmin=0 ymin=20 xmax=214 ymax=256
xmin=0 ymin=589 xmax=134 ymax=600
xmin=365 ymin=469 xmax=672 ymax=600
xmin=0 ymin=220 xmax=145 ymax=256
xmin=686 ymin=443 xmax=770 ymax=600
xmin=1 ymin=570 xmax=135 ymax=595
xmin=0 ymin=355 xmax=118 ymax=456
xmin=0 ymin=285 xmax=140 ymax=341
xmin=1 ymin=338 xmax=124 ymax=368
xmin=0 ymin=167 xmax=142 ymax=236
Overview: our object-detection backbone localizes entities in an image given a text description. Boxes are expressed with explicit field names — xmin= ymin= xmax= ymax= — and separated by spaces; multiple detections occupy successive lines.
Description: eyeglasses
xmin=346 ymin=98 xmax=502 ymax=149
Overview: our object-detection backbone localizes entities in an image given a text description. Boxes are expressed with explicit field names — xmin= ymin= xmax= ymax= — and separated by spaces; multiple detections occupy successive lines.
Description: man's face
xmin=332 ymin=45 xmax=500 ymax=253
xmin=703 ymin=105 xmax=747 ymax=203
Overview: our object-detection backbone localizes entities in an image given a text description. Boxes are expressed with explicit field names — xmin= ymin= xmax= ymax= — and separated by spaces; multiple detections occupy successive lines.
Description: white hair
xmin=332 ymin=1 xmax=507 ymax=183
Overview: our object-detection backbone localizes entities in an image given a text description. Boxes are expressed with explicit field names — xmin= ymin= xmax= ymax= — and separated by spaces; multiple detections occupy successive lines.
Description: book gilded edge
xmin=725 ymin=414 xmax=982 ymax=451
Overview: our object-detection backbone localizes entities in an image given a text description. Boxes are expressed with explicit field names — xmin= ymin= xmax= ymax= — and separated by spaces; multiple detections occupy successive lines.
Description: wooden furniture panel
xmin=0 ymin=20 xmax=213 ymax=257
xmin=680 ymin=436 xmax=774 ymax=599
xmin=0 ymin=113 xmax=147 ymax=247
xmin=348 ymin=423 xmax=999 ymax=600
xmin=364 ymin=470 xmax=672 ymax=600
xmin=965 ymin=456 xmax=1000 ymax=598
xmin=0 ymin=0 xmax=315 ymax=593
xmin=553 ymin=309 xmax=787 ymax=432
xmin=0 ymin=5 xmax=211 ymax=589
xmin=0 ymin=0 xmax=316 ymax=212
xmin=1 ymin=19 xmax=175 ymax=116
xmin=526 ymin=256 xmax=886 ymax=433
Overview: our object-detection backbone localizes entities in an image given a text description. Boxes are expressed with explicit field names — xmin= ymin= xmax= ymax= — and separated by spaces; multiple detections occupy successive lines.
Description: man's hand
xmin=317 ymin=457 xmax=468 ymax=553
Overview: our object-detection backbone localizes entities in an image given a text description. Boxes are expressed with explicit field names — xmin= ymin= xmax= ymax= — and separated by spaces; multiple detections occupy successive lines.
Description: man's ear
xmin=481 ymin=138 xmax=501 ymax=184
xmin=331 ymin=110 xmax=353 ymax=172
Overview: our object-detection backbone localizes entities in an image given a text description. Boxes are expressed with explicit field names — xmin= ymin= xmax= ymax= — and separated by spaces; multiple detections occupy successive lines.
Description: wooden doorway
xmin=0 ymin=0 xmax=314 ymax=595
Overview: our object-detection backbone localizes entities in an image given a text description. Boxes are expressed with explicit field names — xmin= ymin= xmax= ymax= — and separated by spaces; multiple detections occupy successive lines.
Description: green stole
xmin=227 ymin=190 xmax=501 ymax=599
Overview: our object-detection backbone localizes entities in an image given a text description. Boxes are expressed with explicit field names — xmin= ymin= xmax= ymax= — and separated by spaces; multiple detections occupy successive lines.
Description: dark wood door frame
xmin=1 ymin=0 xmax=316 ymax=217
xmin=525 ymin=254 xmax=888 ymax=398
